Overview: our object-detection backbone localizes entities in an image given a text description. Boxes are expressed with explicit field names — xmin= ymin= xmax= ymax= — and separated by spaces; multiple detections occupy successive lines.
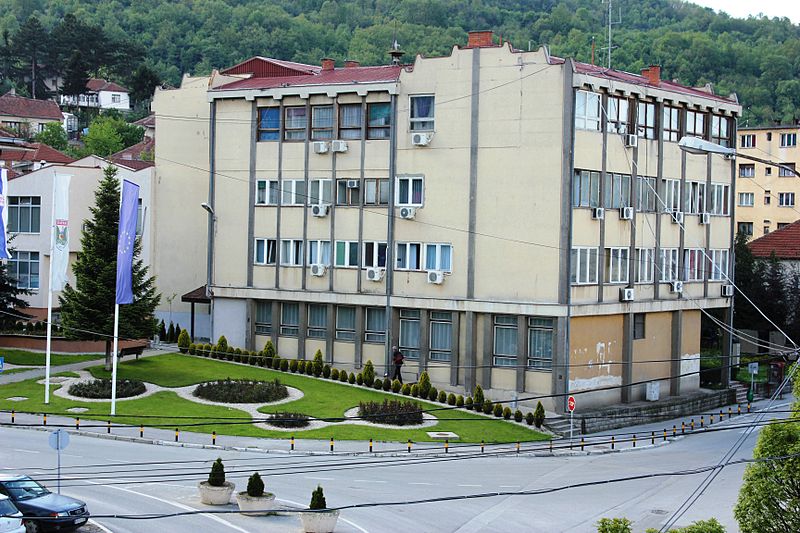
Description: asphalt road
xmin=0 ymin=398 xmax=793 ymax=533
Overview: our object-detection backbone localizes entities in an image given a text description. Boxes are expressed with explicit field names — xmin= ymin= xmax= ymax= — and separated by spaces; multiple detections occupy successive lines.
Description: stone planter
xmin=236 ymin=491 xmax=276 ymax=516
xmin=300 ymin=509 xmax=340 ymax=533
xmin=197 ymin=481 xmax=235 ymax=505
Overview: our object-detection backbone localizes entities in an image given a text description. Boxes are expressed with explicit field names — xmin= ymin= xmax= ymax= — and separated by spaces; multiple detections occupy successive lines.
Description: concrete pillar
xmin=325 ymin=303 xmax=334 ymax=364
xmin=354 ymin=306 xmax=364 ymax=368
xmin=516 ymin=315 xmax=526 ymax=393
xmin=621 ymin=312 xmax=634 ymax=403
xmin=482 ymin=313 xmax=493 ymax=389
xmin=298 ymin=302 xmax=307 ymax=360
xmin=420 ymin=310 xmax=430 ymax=377
xmin=450 ymin=312 xmax=460 ymax=387
xmin=670 ymin=310 xmax=683 ymax=396
xmin=464 ymin=311 xmax=477 ymax=394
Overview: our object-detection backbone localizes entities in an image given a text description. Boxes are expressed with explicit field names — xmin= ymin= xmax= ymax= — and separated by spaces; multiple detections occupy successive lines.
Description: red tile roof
xmin=0 ymin=93 xmax=63 ymax=121
xmin=221 ymin=57 xmax=320 ymax=78
xmin=749 ymin=219 xmax=800 ymax=260
xmin=214 ymin=64 xmax=402 ymax=91
xmin=133 ymin=114 xmax=155 ymax=128
xmin=0 ymin=142 xmax=74 ymax=164
xmin=110 ymin=137 xmax=154 ymax=170
xmin=86 ymin=78 xmax=129 ymax=93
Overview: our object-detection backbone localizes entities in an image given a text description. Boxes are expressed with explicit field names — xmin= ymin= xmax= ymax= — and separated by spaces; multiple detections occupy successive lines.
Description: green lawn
xmin=0 ymin=349 xmax=103 ymax=367
xmin=0 ymin=353 xmax=549 ymax=443
xmin=1 ymin=367 xmax=40 ymax=375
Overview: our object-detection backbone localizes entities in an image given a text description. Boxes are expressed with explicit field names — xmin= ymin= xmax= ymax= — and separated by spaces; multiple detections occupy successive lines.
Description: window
xmin=396 ymin=242 xmax=422 ymax=270
xmin=367 ymin=103 xmax=391 ymax=139
xmin=738 ymin=192 xmax=754 ymax=207
xmin=764 ymin=225 xmax=770 ymax=235
xmin=254 ymin=238 xmax=277 ymax=265
xmin=685 ymin=110 xmax=705 ymax=138
xmin=767 ymin=132 xmax=773 ymax=141
xmin=780 ymin=132 xmax=797 ymax=148
xmin=737 ymin=222 xmax=753 ymax=236
xmin=363 ymin=241 xmax=387 ymax=268
xmin=136 ymin=198 xmax=143 ymax=236
xmin=111 ymin=93 xmax=121 ymax=103
xmin=335 ymin=241 xmax=359 ymax=267
xmin=740 ymin=134 xmax=755 ymax=148
xmin=311 ymin=106 xmax=334 ymax=140
xmin=739 ymin=164 xmax=755 ymax=178
xmin=573 ymin=170 xmax=600 ymax=208
xmin=399 ymin=309 xmax=420 ymax=360
xmin=335 ymin=306 xmax=356 ymax=341
xmin=605 ymin=247 xmax=629 ymax=284
xmin=605 ymin=96 xmax=629 ymax=134
xmin=284 ymin=107 xmax=307 ymax=141
xmin=280 ymin=239 xmax=303 ymax=266
xmin=662 ymin=179 xmax=681 ymax=212
xmin=255 ymin=301 xmax=271 ymax=334
xmin=396 ymin=176 xmax=423 ymax=206
xmin=779 ymin=163 xmax=796 ymax=177
xmin=336 ymin=179 xmax=360 ymax=206
xmin=425 ymin=243 xmax=452 ymax=272
xmin=765 ymin=191 xmax=772 ymax=205
xmin=636 ymin=176 xmax=656 ymax=212
xmin=307 ymin=240 xmax=331 ymax=266
xmin=766 ymin=167 xmax=773 ymax=176
xmin=493 ymin=315 xmax=518 ymax=367
xmin=778 ymin=222 xmax=790 ymax=230
xmin=683 ymin=181 xmax=706 ymax=214
xmin=633 ymin=313 xmax=645 ymax=340
xmin=603 ymin=173 xmax=631 ymax=209
xmin=339 ymin=104 xmax=363 ymax=140
xmin=779 ymin=192 xmax=795 ymax=207
xmin=710 ymin=115 xmax=730 ymax=147
xmin=280 ymin=302 xmax=299 ymax=336
xmin=307 ymin=304 xmax=327 ymax=339
xmin=575 ymin=90 xmax=601 ymax=131
xmin=256 ymin=180 xmax=279 ymax=205
xmin=636 ymin=248 xmax=654 ymax=283
xmin=683 ymin=248 xmax=704 ymax=281
xmin=281 ymin=180 xmax=306 ymax=205
xmin=308 ymin=179 xmax=332 ymax=205
xmin=9 ymin=251 xmax=39 ymax=290
xmin=710 ymin=249 xmax=729 ymax=281
xmin=527 ymin=318 xmax=553 ymax=369
xmin=8 ymin=197 xmax=41 ymax=233
xmin=659 ymin=248 xmax=679 ymax=282
xmin=410 ymin=95 xmax=434 ymax=131
xmin=663 ymin=106 xmax=681 ymax=142
xmin=365 ymin=307 xmax=386 ymax=343
xmin=364 ymin=178 xmax=390 ymax=205
xmin=257 ymin=108 xmax=280 ymax=141
xmin=637 ymin=101 xmax=656 ymax=139
xmin=709 ymin=183 xmax=730 ymax=215
xmin=571 ymin=247 xmax=598 ymax=284
xmin=430 ymin=311 xmax=453 ymax=362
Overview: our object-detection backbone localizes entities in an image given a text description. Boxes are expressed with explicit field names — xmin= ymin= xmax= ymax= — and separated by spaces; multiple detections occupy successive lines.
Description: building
xmin=749 ymin=218 xmax=800 ymax=270
xmin=0 ymin=91 xmax=64 ymax=138
xmin=153 ymin=31 xmax=739 ymax=411
xmin=0 ymin=142 xmax=74 ymax=176
xmin=60 ymin=79 xmax=131 ymax=111
xmin=736 ymin=125 xmax=800 ymax=238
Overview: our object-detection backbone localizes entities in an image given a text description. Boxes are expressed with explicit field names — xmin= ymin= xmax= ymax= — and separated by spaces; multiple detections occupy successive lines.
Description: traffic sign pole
xmin=49 ymin=429 xmax=69 ymax=494
xmin=567 ymin=396 xmax=576 ymax=445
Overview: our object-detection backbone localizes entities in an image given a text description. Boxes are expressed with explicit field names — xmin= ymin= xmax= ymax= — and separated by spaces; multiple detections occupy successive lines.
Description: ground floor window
xmin=430 ymin=311 xmax=452 ymax=362
xmin=399 ymin=309 xmax=420 ymax=360
xmin=633 ymin=313 xmax=646 ymax=339
xmin=307 ymin=304 xmax=327 ymax=339
xmin=493 ymin=315 xmax=517 ymax=367
xmin=365 ymin=307 xmax=385 ymax=343
xmin=280 ymin=302 xmax=299 ymax=336
xmin=255 ymin=301 xmax=271 ymax=335
xmin=335 ymin=306 xmax=355 ymax=341
xmin=527 ymin=318 xmax=553 ymax=370
xmin=10 ymin=251 xmax=39 ymax=290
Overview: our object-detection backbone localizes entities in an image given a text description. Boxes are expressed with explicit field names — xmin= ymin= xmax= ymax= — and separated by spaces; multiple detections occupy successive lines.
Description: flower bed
xmin=193 ymin=378 xmax=288 ymax=403
xmin=267 ymin=411 xmax=310 ymax=428
xmin=358 ymin=399 xmax=423 ymax=426
xmin=68 ymin=378 xmax=146 ymax=399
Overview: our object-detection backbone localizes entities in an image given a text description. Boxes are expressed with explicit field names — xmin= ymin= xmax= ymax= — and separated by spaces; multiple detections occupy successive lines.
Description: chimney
xmin=344 ymin=60 xmax=360 ymax=68
xmin=467 ymin=30 xmax=494 ymax=48
xmin=641 ymin=65 xmax=661 ymax=87
xmin=321 ymin=58 xmax=335 ymax=71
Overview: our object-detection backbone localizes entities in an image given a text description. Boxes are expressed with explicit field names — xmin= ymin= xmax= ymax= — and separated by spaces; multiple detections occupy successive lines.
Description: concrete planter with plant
xmin=236 ymin=472 xmax=275 ymax=515
xmin=198 ymin=458 xmax=235 ymax=505
xmin=300 ymin=485 xmax=339 ymax=533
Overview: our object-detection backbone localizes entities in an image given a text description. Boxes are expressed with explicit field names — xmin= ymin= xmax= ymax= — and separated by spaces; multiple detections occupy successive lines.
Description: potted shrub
xmin=300 ymin=485 xmax=339 ymax=533
xmin=236 ymin=472 xmax=275 ymax=515
xmin=198 ymin=458 xmax=235 ymax=505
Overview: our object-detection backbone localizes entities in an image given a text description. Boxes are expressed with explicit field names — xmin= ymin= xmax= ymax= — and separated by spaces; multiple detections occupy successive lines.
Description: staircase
xmin=729 ymin=381 xmax=751 ymax=404
xmin=543 ymin=415 xmax=574 ymax=437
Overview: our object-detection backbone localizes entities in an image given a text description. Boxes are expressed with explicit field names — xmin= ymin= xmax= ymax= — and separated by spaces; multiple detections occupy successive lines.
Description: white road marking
xmin=362 ymin=480 xmax=387 ymax=483
xmin=499 ymin=485 xmax=520 ymax=488
xmin=88 ymin=519 xmax=113 ymax=533
xmin=408 ymin=482 xmax=434 ymax=486
xmin=12 ymin=449 xmax=38 ymax=454
xmin=457 ymin=484 xmax=482 ymax=488
xmin=304 ymin=476 xmax=334 ymax=481
xmin=279 ymin=498 xmax=369 ymax=533
xmin=61 ymin=453 xmax=83 ymax=458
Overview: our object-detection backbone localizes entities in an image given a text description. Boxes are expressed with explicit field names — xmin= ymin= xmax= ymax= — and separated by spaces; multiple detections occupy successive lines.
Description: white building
xmin=60 ymin=79 xmax=131 ymax=111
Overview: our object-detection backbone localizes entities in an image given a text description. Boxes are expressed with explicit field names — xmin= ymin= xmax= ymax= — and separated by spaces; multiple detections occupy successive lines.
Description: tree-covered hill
xmin=0 ymin=0 xmax=798 ymax=125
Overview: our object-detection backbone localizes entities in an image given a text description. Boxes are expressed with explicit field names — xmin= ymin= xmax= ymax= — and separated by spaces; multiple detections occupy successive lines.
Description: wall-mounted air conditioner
xmin=411 ymin=132 xmax=432 ymax=146
xmin=620 ymin=206 xmax=634 ymax=220
xmin=670 ymin=280 xmax=684 ymax=293
xmin=312 ymin=141 xmax=329 ymax=154
xmin=671 ymin=211 xmax=684 ymax=225
xmin=620 ymin=287 xmax=635 ymax=302
xmin=310 ymin=264 xmax=327 ymax=277
xmin=399 ymin=207 xmax=416 ymax=220
xmin=330 ymin=140 xmax=348 ymax=153
xmin=311 ymin=204 xmax=330 ymax=217
xmin=625 ymin=134 xmax=638 ymax=148
xmin=592 ymin=207 xmax=605 ymax=220
xmin=427 ymin=270 xmax=445 ymax=284
xmin=366 ymin=267 xmax=384 ymax=282
xmin=721 ymin=284 xmax=734 ymax=297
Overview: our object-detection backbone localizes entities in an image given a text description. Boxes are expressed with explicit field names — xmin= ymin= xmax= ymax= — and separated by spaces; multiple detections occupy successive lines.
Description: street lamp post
xmin=678 ymin=136 xmax=800 ymax=177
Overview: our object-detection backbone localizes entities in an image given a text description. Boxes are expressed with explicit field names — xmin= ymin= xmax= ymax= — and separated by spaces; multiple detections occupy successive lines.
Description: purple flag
xmin=116 ymin=180 xmax=139 ymax=304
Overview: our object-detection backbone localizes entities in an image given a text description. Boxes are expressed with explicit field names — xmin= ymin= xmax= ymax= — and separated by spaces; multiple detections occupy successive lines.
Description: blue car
xmin=0 ymin=476 xmax=88 ymax=532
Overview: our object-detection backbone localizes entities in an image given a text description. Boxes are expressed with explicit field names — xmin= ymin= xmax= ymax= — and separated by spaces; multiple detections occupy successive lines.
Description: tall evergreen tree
xmin=128 ymin=64 xmax=161 ymax=104
xmin=61 ymin=52 xmax=90 ymax=99
xmin=10 ymin=16 xmax=50 ymax=99
xmin=733 ymin=232 xmax=764 ymax=332
xmin=59 ymin=166 xmax=160 ymax=369
xmin=0 ymin=244 xmax=31 ymax=329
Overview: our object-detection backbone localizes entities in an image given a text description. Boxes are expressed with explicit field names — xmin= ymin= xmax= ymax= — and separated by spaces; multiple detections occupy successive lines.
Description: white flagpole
xmin=44 ymin=171 xmax=56 ymax=404
xmin=111 ymin=302 xmax=119 ymax=415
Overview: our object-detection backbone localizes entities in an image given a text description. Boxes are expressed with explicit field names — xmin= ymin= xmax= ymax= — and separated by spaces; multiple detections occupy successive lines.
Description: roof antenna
xmin=388 ymin=22 xmax=403 ymax=65
xmin=601 ymin=0 xmax=621 ymax=69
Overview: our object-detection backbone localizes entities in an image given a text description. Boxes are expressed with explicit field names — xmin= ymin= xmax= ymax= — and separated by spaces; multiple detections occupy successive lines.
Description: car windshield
xmin=2 ymin=479 xmax=50 ymax=501
xmin=0 ymin=499 xmax=18 ymax=516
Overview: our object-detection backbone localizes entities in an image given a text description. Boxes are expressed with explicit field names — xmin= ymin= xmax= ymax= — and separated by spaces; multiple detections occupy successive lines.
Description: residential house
xmin=60 ymin=79 xmax=131 ymax=111
xmin=0 ymin=142 xmax=74 ymax=176
xmin=133 ymin=115 xmax=155 ymax=139
xmin=0 ymin=91 xmax=63 ymax=138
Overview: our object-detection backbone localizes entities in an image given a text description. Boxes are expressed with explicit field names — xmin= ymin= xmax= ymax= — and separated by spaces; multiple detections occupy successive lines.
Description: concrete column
xmin=450 ymin=312 xmax=460 ymax=387
xmin=420 ymin=309 xmax=430 ymax=375
xmin=516 ymin=316 xmax=526 ymax=393
xmin=325 ymin=303 xmax=334 ymax=364
xmin=721 ymin=307 xmax=732 ymax=388
xmin=552 ymin=316 xmax=569 ymax=412
xmin=482 ymin=313 xmax=493 ymax=389
xmin=354 ymin=306 xmax=364 ymax=368
xmin=390 ymin=307 xmax=400 ymax=378
xmin=298 ymin=301 xmax=307 ymax=360
xmin=670 ymin=310 xmax=683 ymax=396
xmin=464 ymin=311 xmax=477 ymax=394
xmin=270 ymin=300 xmax=279 ymax=354
xmin=621 ymin=312 xmax=634 ymax=403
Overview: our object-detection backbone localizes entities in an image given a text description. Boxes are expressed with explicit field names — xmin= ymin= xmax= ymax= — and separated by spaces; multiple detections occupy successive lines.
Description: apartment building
xmin=736 ymin=125 xmax=800 ymax=238
xmin=153 ymin=31 xmax=739 ymax=411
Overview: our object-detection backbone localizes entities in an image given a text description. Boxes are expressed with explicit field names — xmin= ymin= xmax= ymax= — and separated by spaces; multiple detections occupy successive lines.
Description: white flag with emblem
xmin=50 ymin=174 xmax=71 ymax=292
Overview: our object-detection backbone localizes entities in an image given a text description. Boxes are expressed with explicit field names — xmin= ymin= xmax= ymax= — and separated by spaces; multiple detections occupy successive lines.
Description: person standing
xmin=392 ymin=346 xmax=404 ymax=383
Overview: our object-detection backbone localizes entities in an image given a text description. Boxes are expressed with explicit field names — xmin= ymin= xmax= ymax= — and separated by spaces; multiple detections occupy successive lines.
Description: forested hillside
xmin=1 ymin=0 xmax=799 ymax=125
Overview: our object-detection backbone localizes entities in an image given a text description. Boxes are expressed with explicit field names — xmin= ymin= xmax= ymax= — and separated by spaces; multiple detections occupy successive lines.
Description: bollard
xmin=700 ymin=415 xmax=704 ymax=429
xmin=580 ymin=437 xmax=585 ymax=451
xmin=516 ymin=441 xmax=520 ymax=454
xmin=682 ymin=421 xmax=685 ymax=434
xmin=747 ymin=403 xmax=751 ymax=413
xmin=330 ymin=437 xmax=334 ymax=453
xmin=728 ymin=407 xmax=732 ymax=419
xmin=663 ymin=429 xmax=667 ymax=442
xmin=43 ymin=413 xmax=47 ymax=426
xmin=673 ymin=425 xmax=677 ymax=438
xmin=738 ymin=404 xmax=741 ymax=415
xmin=445 ymin=439 xmax=449 ymax=454
xmin=709 ymin=413 xmax=713 ymax=425
xmin=139 ymin=425 xmax=144 ymax=438
xmin=611 ymin=436 xmax=615 ymax=450
xmin=651 ymin=431 xmax=655 ymax=445
xmin=369 ymin=439 xmax=373 ymax=453
xmin=107 ymin=420 xmax=111 ymax=434
xmin=481 ymin=440 xmax=485 ymax=454
xmin=212 ymin=431 xmax=216 ymax=445
xmin=549 ymin=439 xmax=552 ymax=453
xmin=720 ymin=410 xmax=724 ymax=422
xmin=11 ymin=410 xmax=14 ymax=424
xmin=76 ymin=418 xmax=80 ymax=430
xmin=633 ymin=434 xmax=636 ymax=448
xmin=691 ymin=419 xmax=695 ymax=431
xmin=407 ymin=439 xmax=412 ymax=453
xmin=175 ymin=428 xmax=179 ymax=442
xmin=291 ymin=435 xmax=295 ymax=451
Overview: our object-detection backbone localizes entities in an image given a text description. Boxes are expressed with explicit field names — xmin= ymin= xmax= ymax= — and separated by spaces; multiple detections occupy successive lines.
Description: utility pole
xmin=601 ymin=0 xmax=621 ymax=69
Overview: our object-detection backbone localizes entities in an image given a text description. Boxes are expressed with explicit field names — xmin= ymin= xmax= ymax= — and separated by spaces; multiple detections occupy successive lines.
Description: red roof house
xmin=749 ymin=220 xmax=800 ymax=260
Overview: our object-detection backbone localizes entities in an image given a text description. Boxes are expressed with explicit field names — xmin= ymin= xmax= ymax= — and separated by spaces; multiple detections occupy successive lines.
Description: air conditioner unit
xmin=699 ymin=212 xmax=711 ymax=225
xmin=625 ymin=134 xmax=639 ymax=148
xmin=427 ymin=270 xmax=445 ymax=285
xmin=311 ymin=204 xmax=330 ymax=217
xmin=620 ymin=206 xmax=634 ymax=220
xmin=619 ymin=287 xmax=635 ymax=302
xmin=312 ymin=141 xmax=329 ymax=154
xmin=670 ymin=280 xmax=684 ymax=293
xmin=591 ymin=207 xmax=605 ymax=220
xmin=411 ymin=132 xmax=432 ymax=146
xmin=399 ymin=207 xmax=416 ymax=220
xmin=721 ymin=284 xmax=734 ymax=297
xmin=365 ymin=267 xmax=384 ymax=282
xmin=346 ymin=179 xmax=360 ymax=189
xmin=310 ymin=264 xmax=327 ymax=277
xmin=330 ymin=140 xmax=348 ymax=153
xmin=671 ymin=211 xmax=684 ymax=225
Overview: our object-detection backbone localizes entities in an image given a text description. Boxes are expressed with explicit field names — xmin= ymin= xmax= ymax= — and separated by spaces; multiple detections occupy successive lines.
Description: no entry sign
xmin=568 ymin=395 xmax=576 ymax=412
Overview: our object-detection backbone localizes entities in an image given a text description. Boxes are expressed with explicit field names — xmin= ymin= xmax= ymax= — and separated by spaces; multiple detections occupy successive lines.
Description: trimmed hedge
xmin=330 ymin=368 xmax=340 ymax=381
xmin=358 ymin=399 xmax=423 ymax=426
xmin=193 ymin=379 xmax=288 ymax=403
xmin=69 ymin=378 xmax=145 ymax=399
xmin=267 ymin=411 xmax=310 ymax=428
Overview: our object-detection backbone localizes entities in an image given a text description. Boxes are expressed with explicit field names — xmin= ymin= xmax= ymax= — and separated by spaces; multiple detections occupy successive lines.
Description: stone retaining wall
xmin=0 ymin=334 xmax=147 ymax=354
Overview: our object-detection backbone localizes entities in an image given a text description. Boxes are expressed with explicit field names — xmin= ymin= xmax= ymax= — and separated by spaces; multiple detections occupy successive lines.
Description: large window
xmin=339 ymin=104 xmax=363 ymax=140
xmin=685 ymin=110 xmax=705 ymax=138
xmin=573 ymin=170 xmax=600 ymax=208
xmin=367 ymin=103 xmax=391 ymax=139
xmin=637 ymin=101 xmax=656 ymax=139
xmin=280 ymin=239 xmax=304 ymax=266
xmin=8 ymin=197 xmax=41 ymax=233
xmin=663 ymin=106 xmax=681 ymax=142
xmin=364 ymin=178 xmax=389 ymax=205
xmin=254 ymin=238 xmax=277 ymax=265
xmin=493 ymin=316 xmax=518 ymax=367
xmin=575 ymin=90 xmax=601 ymax=131
xmin=604 ymin=173 xmax=631 ymax=209
xmin=636 ymin=176 xmax=657 ymax=212
xmin=335 ymin=241 xmax=359 ymax=267
xmin=281 ymin=180 xmax=306 ymax=205
xmin=683 ymin=248 xmax=704 ymax=281
xmin=683 ymin=181 xmax=706 ymax=214
xmin=396 ymin=176 xmax=423 ymax=206
xmin=571 ymin=247 xmax=598 ymax=284
xmin=709 ymin=183 xmax=730 ymax=215
xmin=429 ymin=311 xmax=452 ymax=362
xmin=280 ymin=302 xmax=299 ymax=336
xmin=307 ymin=304 xmax=327 ymax=339
xmin=779 ymin=192 xmax=796 ymax=207
xmin=336 ymin=179 xmax=360 ymax=206
xmin=307 ymin=240 xmax=331 ymax=266
xmin=779 ymin=163 xmax=797 ymax=177
xmin=410 ymin=95 xmax=434 ymax=131
xmin=396 ymin=242 xmax=422 ymax=270
xmin=663 ymin=179 xmax=681 ymax=212
xmin=255 ymin=301 xmax=271 ymax=334
xmin=739 ymin=164 xmax=755 ymax=178
xmin=740 ymin=134 xmax=755 ymax=148
xmin=335 ymin=306 xmax=356 ymax=341
xmin=399 ymin=309 xmax=420 ymax=360
xmin=659 ymin=248 xmax=679 ymax=282
xmin=363 ymin=241 xmax=387 ymax=268
xmin=256 ymin=180 xmax=279 ymax=205
xmin=737 ymin=222 xmax=753 ymax=236
xmin=633 ymin=313 xmax=645 ymax=340
xmin=284 ymin=107 xmax=307 ymax=141
xmin=365 ymin=307 xmax=386 ymax=343
xmin=528 ymin=318 xmax=553 ymax=370
xmin=308 ymin=179 xmax=332 ymax=205
xmin=605 ymin=247 xmax=629 ymax=284
xmin=605 ymin=96 xmax=629 ymax=134
xmin=636 ymin=248 xmax=654 ymax=283
xmin=9 ymin=251 xmax=39 ymax=290
xmin=425 ymin=243 xmax=452 ymax=271
xmin=710 ymin=115 xmax=730 ymax=147
xmin=738 ymin=192 xmax=754 ymax=207
xmin=311 ymin=106 xmax=334 ymax=140
xmin=780 ymin=132 xmax=797 ymax=148
xmin=257 ymin=108 xmax=280 ymax=141
xmin=710 ymin=249 xmax=730 ymax=281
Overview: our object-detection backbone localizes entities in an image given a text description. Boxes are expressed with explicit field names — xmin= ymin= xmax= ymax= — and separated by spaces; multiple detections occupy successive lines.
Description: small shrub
xmin=69 ymin=378 xmax=145 ymax=399
xmin=533 ymin=401 xmax=545 ymax=428
xmin=356 ymin=373 xmax=363 ymax=386
xmin=246 ymin=473 xmax=264 ymax=497
xmin=233 ymin=353 xmax=241 ymax=363
xmin=193 ymin=379 xmax=288 ymax=403
xmin=503 ymin=406 xmax=512 ymax=420
xmin=401 ymin=383 xmax=411 ymax=395
xmin=323 ymin=364 xmax=331 ymax=379
xmin=268 ymin=411 xmax=310 ymax=428
xmin=392 ymin=379 xmax=402 ymax=393
xmin=167 ymin=322 xmax=176 ymax=343
xmin=305 ymin=360 xmax=313 ymax=375
xmin=313 ymin=349 xmax=324 ymax=377
xmin=493 ymin=403 xmax=504 ymax=417
xmin=418 ymin=371 xmax=431 ymax=398
xmin=525 ymin=412 xmax=534 ymax=426
xmin=272 ymin=355 xmax=281 ymax=370
xmin=456 ymin=395 xmax=464 ymax=407
xmin=348 ymin=372 xmax=356 ymax=384
xmin=216 ymin=335 xmax=228 ymax=352
xmin=596 ymin=518 xmax=632 ymax=533
xmin=264 ymin=340 xmax=276 ymax=359
xmin=411 ymin=384 xmax=419 ymax=397
xmin=473 ymin=385 xmax=485 ymax=411
xmin=226 ymin=346 xmax=234 ymax=361
xmin=363 ymin=360 xmax=375 ymax=387
xmin=340 ymin=370 xmax=349 ymax=383
xmin=309 ymin=486 xmax=326 ymax=510
xmin=373 ymin=379 xmax=383 ymax=390
xmin=188 ymin=343 xmax=196 ymax=355
xmin=465 ymin=396 xmax=473 ymax=410
xmin=514 ymin=409 xmax=523 ymax=423
xmin=330 ymin=368 xmax=340 ymax=381
xmin=208 ymin=458 xmax=226 ymax=487
xmin=358 ymin=399 xmax=423 ymax=425
xmin=437 ymin=390 xmax=447 ymax=403
xmin=483 ymin=401 xmax=493 ymax=415
xmin=428 ymin=386 xmax=438 ymax=402
xmin=446 ymin=393 xmax=456 ymax=405
xmin=203 ymin=343 xmax=213 ymax=357
xmin=178 ymin=329 xmax=190 ymax=353
xmin=234 ymin=347 xmax=242 ymax=356
xmin=382 ymin=377 xmax=391 ymax=391
xmin=280 ymin=359 xmax=289 ymax=372
xmin=290 ymin=360 xmax=299 ymax=373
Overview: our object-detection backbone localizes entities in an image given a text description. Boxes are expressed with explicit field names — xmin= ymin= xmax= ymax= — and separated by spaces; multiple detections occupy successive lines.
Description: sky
xmin=687 ymin=0 xmax=800 ymax=23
